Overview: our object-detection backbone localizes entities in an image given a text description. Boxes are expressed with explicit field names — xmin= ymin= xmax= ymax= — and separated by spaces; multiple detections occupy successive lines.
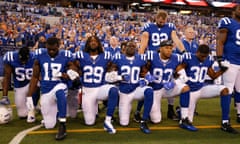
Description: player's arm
xmin=207 ymin=66 xmax=226 ymax=80
xmin=138 ymin=31 xmax=149 ymax=54
xmin=171 ymin=30 xmax=185 ymax=53
xmin=0 ymin=64 xmax=13 ymax=105
xmin=216 ymin=28 xmax=228 ymax=58
xmin=216 ymin=28 xmax=229 ymax=71
xmin=28 ymin=60 xmax=40 ymax=97
xmin=2 ymin=64 xmax=12 ymax=97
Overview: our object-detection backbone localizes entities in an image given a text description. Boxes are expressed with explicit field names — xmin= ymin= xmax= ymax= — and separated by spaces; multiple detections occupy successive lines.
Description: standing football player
xmin=138 ymin=10 xmax=186 ymax=120
xmin=26 ymin=37 xmax=79 ymax=140
xmin=178 ymin=44 xmax=238 ymax=134
xmin=216 ymin=5 xmax=240 ymax=123
xmin=74 ymin=35 xmax=119 ymax=134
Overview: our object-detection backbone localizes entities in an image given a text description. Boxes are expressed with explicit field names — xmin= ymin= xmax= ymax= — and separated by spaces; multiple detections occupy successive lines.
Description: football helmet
xmin=0 ymin=105 xmax=13 ymax=124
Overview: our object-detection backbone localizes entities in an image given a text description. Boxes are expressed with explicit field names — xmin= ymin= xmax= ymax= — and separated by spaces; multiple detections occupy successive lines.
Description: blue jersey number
xmin=43 ymin=63 xmax=62 ymax=81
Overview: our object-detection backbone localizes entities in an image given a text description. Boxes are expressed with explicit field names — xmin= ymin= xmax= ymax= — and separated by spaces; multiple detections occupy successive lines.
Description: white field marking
xmin=9 ymin=124 xmax=43 ymax=144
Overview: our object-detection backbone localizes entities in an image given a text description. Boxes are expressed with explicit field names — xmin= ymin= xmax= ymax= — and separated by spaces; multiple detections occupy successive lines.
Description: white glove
xmin=105 ymin=71 xmax=122 ymax=83
xmin=178 ymin=74 xmax=189 ymax=83
xmin=26 ymin=97 xmax=35 ymax=123
xmin=67 ymin=69 xmax=79 ymax=80
xmin=220 ymin=60 xmax=230 ymax=68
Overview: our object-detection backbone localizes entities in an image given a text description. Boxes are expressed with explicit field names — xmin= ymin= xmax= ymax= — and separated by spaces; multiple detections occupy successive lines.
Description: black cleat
xmin=167 ymin=105 xmax=179 ymax=121
xmin=134 ymin=112 xmax=142 ymax=123
xmin=55 ymin=122 xmax=67 ymax=140
xmin=140 ymin=120 xmax=151 ymax=134
xmin=179 ymin=117 xmax=198 ymax=131
xmin=237 ymin=114 xmax=240 ymax=123
xmin=221 ymin=122 xmax=239 ymax=134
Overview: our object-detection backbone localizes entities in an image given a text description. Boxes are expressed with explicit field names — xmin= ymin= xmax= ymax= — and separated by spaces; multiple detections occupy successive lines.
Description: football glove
xmin=122 ymin=74 xmax=130 ymax=82
xmin=0 ymin=96 xmax=10 ymax=105
xmin=67 ymin=69 xmax=79 ymax=80
xmin=216 ymin=56 xmax=228 ymax=72
xmin=139 ymin=79 xmax=148 ymax=87
xmin=163 ymin=81 xmax=175 ymax=90
xmin=145 ymin=73 xmax=155 ymax=83
xmin=105 ymin=71 xmax=121 ymax=83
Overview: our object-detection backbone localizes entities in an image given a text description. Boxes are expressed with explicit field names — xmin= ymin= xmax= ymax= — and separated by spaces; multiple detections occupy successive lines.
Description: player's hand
xmin=105 ymin=71 xmax=121 ymax=83
xmin=67 ymin=69 xmax=79 ymax=80
xmin=0 ymin=96 xmax=10 ymax=105
xmin=216 ymin=56 xmax=228 ymax=72
xmin=145 ymin=74 xmax=155 ymax=83
xmin=139 ymin=79 xmax=148 ymax=87
xmin=26 ymin=97 xmax=36 ymax=123
xmin=163 ymin=81 xmax=175 ymax=90
xmin=122 ymin=74 xmax=130 ymax=82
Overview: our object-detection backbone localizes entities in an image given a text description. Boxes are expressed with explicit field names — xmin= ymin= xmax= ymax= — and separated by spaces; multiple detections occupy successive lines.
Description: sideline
xmin=9 ymin=124 xmax=43 ymax=144
xmin=28 ymin=125 xmax=240 ymax=134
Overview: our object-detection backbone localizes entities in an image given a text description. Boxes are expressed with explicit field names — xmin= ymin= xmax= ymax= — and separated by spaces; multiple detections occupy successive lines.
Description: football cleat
xmin=221 ymin=122 xmax=239 ymax=134
xmin=236 ymin=114 xmax=240 ymax=123
xmin=140 ymin=120 xmax=151 ymax=134
xmin=133 ymin=112 xmax=142 ymax=123
xmin=27 ymin=110 xmax=36 ymax=123
xmin=56 ymin=122 xmax=67 ymax=140
xmin=0 ymin=96 xmax=10 ymax=105
xmin=179 ymin=118 xmax=198 ymax=131
xmin=104 ymin=120 xmax=116 ymax=134
xmin=167 ymin=105 xmax=179 ymax=121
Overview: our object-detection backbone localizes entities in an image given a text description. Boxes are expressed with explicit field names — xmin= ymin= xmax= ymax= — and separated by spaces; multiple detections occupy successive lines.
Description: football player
xmin=109 ymin=41 xmax=153 ymax=134
xmin=0 ymin=46 xmax=37 ymax=119
xmin=26 ymin=37 xmax=79 ymax=140
xmin=216 ymin=5 xmax=240 ymax=123
xmin=177 ymin=44 xmax=238 ymax=134
xmin=74 ymin=35 xmax=119 ymax=134
xmin=144 ymin=40 xmax=197 ymax=131
xmin=138 ymin=10 xmax=186 ymax=120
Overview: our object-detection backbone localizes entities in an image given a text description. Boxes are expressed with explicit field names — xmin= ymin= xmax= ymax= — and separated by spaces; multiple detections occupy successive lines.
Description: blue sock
xmin=32 ymin=87 xmax=40 ymax=107
xmin=56 ymin=90 xmax=67 ymax=118
xmin=136 ymin=100 xmax=144 ymax=112
xmin=142 ymin=88 xmax=153 ymax=121
xmin=234 ymin=91 xmax=240 ymax=103
xmin=106 ymin=87 xmax=118 ymax=116
xmin=180 ymin=91 xmax=190 ymax=108
xmin=221 ymin=94 xmax=231 ymax=121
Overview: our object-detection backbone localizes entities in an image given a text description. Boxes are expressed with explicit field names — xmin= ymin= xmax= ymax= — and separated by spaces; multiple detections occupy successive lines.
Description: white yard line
xmin=9 ymin=124 xmax=43 ymax=144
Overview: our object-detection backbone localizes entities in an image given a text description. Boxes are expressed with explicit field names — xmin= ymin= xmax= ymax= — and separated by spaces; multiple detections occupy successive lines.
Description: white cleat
xmin=27 ymin=110 xmax=36 ymax=123
xmin=104 ymin=120 xmax=116 ymax=134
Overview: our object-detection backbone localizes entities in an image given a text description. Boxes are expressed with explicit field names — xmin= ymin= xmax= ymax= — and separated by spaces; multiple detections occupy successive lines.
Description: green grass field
xmin=1 ymin=91 xmax=240 ymax=144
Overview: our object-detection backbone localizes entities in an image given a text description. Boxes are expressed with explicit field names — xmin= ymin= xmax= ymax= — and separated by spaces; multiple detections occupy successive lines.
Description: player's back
xmin=3 ymin=51 xmax=34 ymax=88
xmin=218 ymin=17 xmax=240 ymax=64
xmin=34 ymin=48 xmax=73 ymax=93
